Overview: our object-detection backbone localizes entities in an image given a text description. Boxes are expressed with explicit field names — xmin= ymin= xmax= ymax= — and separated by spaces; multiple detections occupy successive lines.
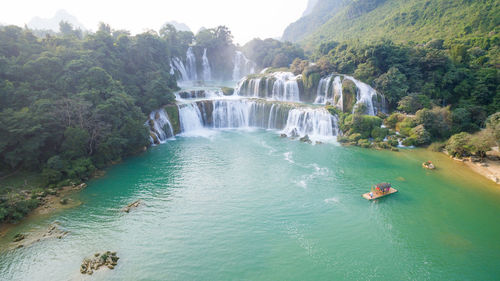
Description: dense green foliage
xmin=285 ymin=0 xmax=499 ymax=53
xmin=312 ymin=39 xmax=499 ymax=116
xmin=242 ymin=38 xmax=305 ymax=69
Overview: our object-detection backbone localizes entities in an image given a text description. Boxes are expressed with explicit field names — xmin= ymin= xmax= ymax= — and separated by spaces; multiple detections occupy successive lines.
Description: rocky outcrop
xmin=10 ymin=222 xmax=68 ymax=249
xmin=80 ymin=251 xmax=119 ymax=275
xmin=342 ymin=79 xmax=357 ymax=113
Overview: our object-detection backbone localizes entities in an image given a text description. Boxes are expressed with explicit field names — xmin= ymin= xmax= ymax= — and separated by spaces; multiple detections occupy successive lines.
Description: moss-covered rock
xmin=342 ymin=79 xmax=357 ymax=113
xmin=221 ymin=87 xmax=234 ymax=96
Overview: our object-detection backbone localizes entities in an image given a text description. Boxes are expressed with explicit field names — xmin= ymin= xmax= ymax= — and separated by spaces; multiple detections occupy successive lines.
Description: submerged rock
xmin=80 ymin=251 xmax=119 ymax=275
xmin=12 ymin=233 xmax=25 ymax=242
xmin=122 ymin=200 xmax=141 ymax=213
xmin=299 ymin=135 xmax=312 ymax=144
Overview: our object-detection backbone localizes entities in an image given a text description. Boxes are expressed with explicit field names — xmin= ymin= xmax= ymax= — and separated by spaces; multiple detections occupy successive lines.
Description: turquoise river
xmin=1 ymin=130 xmax=500 ymax=280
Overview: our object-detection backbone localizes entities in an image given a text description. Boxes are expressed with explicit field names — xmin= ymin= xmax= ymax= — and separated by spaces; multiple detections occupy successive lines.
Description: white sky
xmin=1 ymin=0 xmax=309 ymax=44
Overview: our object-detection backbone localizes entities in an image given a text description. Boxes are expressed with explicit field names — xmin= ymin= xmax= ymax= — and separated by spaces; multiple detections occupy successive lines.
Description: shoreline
xmin=0 ymin=184 xmax=85 ymax=239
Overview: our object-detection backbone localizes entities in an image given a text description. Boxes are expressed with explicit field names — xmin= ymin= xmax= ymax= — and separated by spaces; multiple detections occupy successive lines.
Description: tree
xmin=397 ymin=93 xmax=431 ymax=114
xmin=374 ymin=67 xmax=408 ymax=107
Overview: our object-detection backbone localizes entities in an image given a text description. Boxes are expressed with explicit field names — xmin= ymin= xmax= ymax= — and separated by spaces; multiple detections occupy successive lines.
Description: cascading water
xmin=186 ymin=47 xmax=197 ymax=81
xmin=314 ymin=76 xmax=333 ymax=104
xmin=282 ymin=108 xmax=338 ymax=141
xmin=332 ymin=76 xmax=343 ymax=110
xmin=202 ymin=48 xmax=212 ymax=81
xmin=235 ymin=72 xmax=300 ymax=102
xmin=232 ymin=51 xmax=256 ymax=81
xmin=148 ymin=109 xmax=174 ymax=144
xmin=178 ymin=103 xmax=205 ymax=134
xmin=172 ymin=57 xmax=189 ymax=82
xmin=344 ymin=76 xmax=379 ymax=116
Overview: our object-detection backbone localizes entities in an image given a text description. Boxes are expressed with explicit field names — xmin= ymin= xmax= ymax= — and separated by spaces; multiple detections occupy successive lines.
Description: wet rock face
xmin=80 ymin=251 xmax=119 ymax=275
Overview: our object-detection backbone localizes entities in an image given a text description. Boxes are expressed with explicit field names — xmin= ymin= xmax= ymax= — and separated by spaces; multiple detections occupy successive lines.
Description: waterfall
xmin=332 ymin=76 xmax=343 ymax=110
xmin=186 ymin=47 xmax=197 ymax=81
xmin=271 ymin=72 xmax=301 ymax=102
xmin=314 ymin=76 xmax=333 ymax=104
xmin=169 ymin=61 xmax=175 ymax=75
xmin=282 ymin=108 xmax=338 ymax=141
xmin=148 ymin=109 xmax=174 ymax=144
xmin=175 ymin=89 xmax=223 ymax=101
xmin=202 ymin=48 xmax=212 ymax=81
xmin=232 ymin=51 xmax=255 ymax=81
xmin=235 ymin=72 xmax=301 ymax=102
xmin=344 ymin=76 xmax=378 ymax=116
xmin=174 ymin=99 xmax=336 ymax=141
xmin=172 ymin=57 xmax=189 ymax=81
xmin=178 ymin=103 xmax=204 ymax=134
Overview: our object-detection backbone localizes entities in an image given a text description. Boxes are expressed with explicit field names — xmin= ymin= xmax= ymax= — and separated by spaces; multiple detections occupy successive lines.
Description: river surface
xmin=1 ymin=130 xmax=500 ymax=280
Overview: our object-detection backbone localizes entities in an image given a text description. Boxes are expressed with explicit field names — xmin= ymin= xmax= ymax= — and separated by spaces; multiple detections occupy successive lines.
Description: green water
xmin=1 ymin=130 xmax=500 ymax=280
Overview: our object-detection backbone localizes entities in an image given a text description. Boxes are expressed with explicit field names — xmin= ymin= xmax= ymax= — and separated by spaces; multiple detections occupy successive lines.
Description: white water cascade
xmin=172 ymin=57 xmax=189 ymax=81
xmin=232 ymin=51 xmax=255 ymax=81
xmin=271 ymin=72 xmax=301 ymax=102
xmin=235 ymin=72 xmax=301 ymax=102
xmin=202 ymin=48 xmax=212 ymax=81
xmin=186 ymin=47 xmax=197 ymax=81
xmin=314 ymin=76 xmax=333 ymax=104
xmin=178 ymin=103 xmax=205 ymax=134
xmin=174 ymin=99 xmax=337 ymax=141
xmin=332 ymin=76 xmax=343 ymax=110
xmin=282 ymin=108 xmax=338 ymax=141
xmin=148 ymin=109 xmax=174 ymax=144
xmin=344 ymin=76 xmax=378 ymax=116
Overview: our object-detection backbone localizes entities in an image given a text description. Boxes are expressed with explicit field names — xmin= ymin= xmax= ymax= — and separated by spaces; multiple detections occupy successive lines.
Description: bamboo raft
xmin=362 ymin=184 xmax=398 ymax=200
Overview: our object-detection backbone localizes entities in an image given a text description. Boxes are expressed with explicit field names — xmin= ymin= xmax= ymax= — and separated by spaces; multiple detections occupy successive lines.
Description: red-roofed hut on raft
xmin=362 ymin=183 xmax=398 ymax=200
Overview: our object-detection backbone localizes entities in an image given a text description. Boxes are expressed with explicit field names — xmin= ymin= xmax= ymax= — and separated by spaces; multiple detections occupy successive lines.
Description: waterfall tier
xmin=176 ymin=99 xmax=338 ymax=141
xmin=235 ymin=72 xmax=387 ymax=115
xmin=148 ymin=109 xmax=175 ymax=144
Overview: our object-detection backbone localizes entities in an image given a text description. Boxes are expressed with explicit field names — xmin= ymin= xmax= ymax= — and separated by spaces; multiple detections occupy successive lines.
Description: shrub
xmin=446 ymin=132 xmax=473 ymax=158
xmin=357 ymin=139 xmax=371 ymax=148
xmin=371 ymin=127 xmax=389 ymax=141
xmin=349 ymin=133 xmax=362 ymax=142
xmin=384 ymin=113 xmax=404 ymax=129
xmin=409 ymin=125 xmax=431 ymax=146
xmin=397 ymin=93 xmax=431 ymax=114
xmin=397 ymin=117 xmax=416 ymax=137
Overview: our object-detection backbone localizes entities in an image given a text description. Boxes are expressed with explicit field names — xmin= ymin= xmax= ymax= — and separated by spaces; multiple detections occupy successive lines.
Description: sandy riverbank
xmin=463 ymin=158 xmax=500 ymax=184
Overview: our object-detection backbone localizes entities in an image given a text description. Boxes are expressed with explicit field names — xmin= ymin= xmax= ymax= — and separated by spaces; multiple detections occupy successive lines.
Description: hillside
xmin=281 ymin=0 xmax=347 ymax=43
xmin=283 ymin=0 xmax=499 ymax=49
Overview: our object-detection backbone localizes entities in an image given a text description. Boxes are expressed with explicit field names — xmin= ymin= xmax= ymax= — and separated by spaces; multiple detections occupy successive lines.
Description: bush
xmin=349 ymin=133 xmax=362 ymax=142
xmin=384 ymin=113 xmax=404 ymax=129
xmin=486 ymin=112 xmax=500 ymax=142
xmin=371 ymin=127 xmax=389 ymax=141
xmin=357 ymin=139 xmax=371 ymax=148
xmin=351 ymin=115 xmax=382 ymax=139
xmin=409 ymin=125 xmax=431 ymax=146
xmin=396 ymin=117 xmax=416 ymax=137
xmin=446 ymin=132 xmax=473 ymax=158
xmin=415 ymin=107 xmax=452 ymax=139
xmin=397 ymin=93 xmax=431 ymax=114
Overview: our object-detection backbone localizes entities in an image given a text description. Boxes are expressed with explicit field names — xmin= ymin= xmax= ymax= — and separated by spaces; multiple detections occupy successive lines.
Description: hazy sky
xmin=1 ymin=0 xmax=309 ymax=44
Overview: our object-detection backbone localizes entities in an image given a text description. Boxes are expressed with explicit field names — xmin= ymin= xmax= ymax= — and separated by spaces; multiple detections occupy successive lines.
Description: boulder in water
xmin=289 ymin=128 xmax=299 ymax=139
xmin=300 ymin=135 xmax=312 ymax=144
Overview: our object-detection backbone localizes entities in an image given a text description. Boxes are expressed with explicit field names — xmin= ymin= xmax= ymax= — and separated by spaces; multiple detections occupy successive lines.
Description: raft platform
xmin=362 ymin=188 xmax=398 ymax=200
